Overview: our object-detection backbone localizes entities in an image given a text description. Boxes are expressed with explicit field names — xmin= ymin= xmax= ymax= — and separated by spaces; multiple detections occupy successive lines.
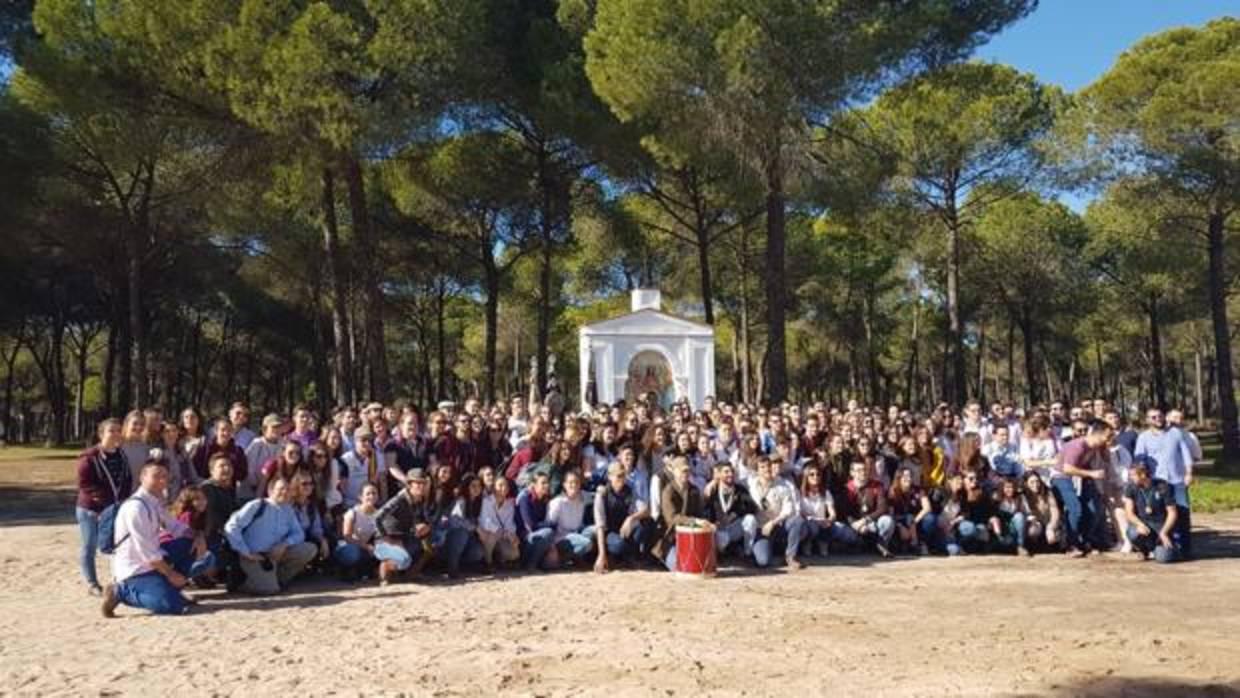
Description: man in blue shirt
xmin=223 ymin=477 xmax=317 ymax=595
xmin=1133 ymin=409 xmax=1195 ymax=557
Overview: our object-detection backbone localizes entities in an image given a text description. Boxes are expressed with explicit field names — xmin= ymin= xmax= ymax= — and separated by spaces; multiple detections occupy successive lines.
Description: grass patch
xmin=1193 ymin=476 xmax=1240 ymax=514
xmin=0 ymin=445 xmax=82 ymax=462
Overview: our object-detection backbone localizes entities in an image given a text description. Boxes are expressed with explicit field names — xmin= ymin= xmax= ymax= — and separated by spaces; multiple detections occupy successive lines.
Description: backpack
xmin=100 ymin=496 xmax=155 ymax=554
xmin=95 ymin=455 xmax=131 ymax=555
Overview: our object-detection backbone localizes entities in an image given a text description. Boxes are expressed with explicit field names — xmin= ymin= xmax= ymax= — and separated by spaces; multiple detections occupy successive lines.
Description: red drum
xmin=674 ymin=525 xmax=717 ymax=577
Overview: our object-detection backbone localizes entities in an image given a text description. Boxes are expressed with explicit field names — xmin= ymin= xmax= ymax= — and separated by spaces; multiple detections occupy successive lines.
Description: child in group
xmin=334 ymin=483 xmax=380 ymax=581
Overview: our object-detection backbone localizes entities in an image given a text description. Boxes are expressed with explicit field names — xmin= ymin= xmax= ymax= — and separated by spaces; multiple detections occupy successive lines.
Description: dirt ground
xmin=2 ymin=456 xmax=1240 ymax=697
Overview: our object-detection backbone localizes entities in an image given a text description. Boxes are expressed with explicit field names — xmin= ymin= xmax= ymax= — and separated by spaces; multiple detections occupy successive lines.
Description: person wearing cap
xmin=1137 ymin=408 xmax=1197 ymax=556
xmin=243 ymin=414 xmax=285 ymax=502
xmin=373 ymin=467 xmax=436 ymax=584
xmin=362 ymin=402 xmax=384 ymax=429
xmin=341 ymin=427 xmax=384 ymax=507
xmin=1122 ymin=461 xmax=1179 ymax=563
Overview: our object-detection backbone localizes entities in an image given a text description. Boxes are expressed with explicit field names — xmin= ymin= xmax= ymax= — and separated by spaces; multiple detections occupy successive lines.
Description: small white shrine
xmin=578 ymin=289 xmax=716 ymax=410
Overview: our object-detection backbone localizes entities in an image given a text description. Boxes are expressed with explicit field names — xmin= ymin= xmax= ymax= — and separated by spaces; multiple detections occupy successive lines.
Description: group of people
xmin=74 ymin=394 xmax=1202 ymax=617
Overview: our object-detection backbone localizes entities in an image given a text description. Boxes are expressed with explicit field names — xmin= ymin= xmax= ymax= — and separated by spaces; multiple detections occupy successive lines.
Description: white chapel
xmin=578 ymin=289 xmax=716 ymax=410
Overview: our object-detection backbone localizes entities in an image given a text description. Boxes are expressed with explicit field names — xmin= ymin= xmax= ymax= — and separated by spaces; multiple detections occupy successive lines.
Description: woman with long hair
xmin=889 ymin=466 xmax=934 ymax=555
xmin=334 ymin=482 xmax=380 ymax=581
xmin=1021 ymin=470 xmax=1062 ymax=552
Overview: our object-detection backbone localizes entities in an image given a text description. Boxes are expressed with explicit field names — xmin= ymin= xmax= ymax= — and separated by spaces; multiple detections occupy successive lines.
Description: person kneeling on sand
xmin=223 ymin=477 xmax=317 ymax=595
xmin=373 ymin=467 xmax=435 ymax=585
xmin=1122 ymin=462 xmax=1180 ymax=564
xmin=103 ymin=461 xmax=194 ymax=617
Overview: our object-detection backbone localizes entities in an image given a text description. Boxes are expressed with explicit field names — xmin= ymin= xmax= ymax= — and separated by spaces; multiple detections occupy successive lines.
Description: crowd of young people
xmin=74 ymin=394 xmax=1202 ymax=616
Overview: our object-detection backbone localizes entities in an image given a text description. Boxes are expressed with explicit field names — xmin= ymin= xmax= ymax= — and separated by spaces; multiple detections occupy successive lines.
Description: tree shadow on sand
xmin=1013 ymin=676 xmax=1240 ymax=697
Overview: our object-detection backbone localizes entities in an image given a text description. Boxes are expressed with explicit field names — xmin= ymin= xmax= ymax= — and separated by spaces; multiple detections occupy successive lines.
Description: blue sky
xmin=976 ymin=0 xmax=1235 ymax=209
xmin=976 ymin=0 xmax=1236 ymax=92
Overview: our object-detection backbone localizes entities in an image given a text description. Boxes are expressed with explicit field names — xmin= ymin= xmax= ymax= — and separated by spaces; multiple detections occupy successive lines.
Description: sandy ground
xmin=1 ymin=456 xmax=1239 ymax=697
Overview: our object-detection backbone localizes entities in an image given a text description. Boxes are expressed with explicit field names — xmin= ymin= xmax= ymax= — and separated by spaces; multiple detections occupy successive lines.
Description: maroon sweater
xmin=76 ymin=446 xmax=133 ymax=512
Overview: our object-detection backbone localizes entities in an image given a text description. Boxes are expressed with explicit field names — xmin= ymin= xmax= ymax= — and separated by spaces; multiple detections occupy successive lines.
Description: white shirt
xmin=342 ymin=505 xmax=377 ymax=545
xmin=749 ymin=477 xmax=798 ymax=525
xmin=1108 ymin=444 xmax=1133 ymax=490
xmin=340 ymin=451 xmax=374 ymax=508
xmin=800 ymin=491 xmax=834 ymax=521
xmin=480 ymin=494 xmax=518 ymax=535
xmin=547 ymin=493 xmax=587 ymax=542
xmin=243 ymin=438 xmax=284 ymax=500
xmin=111 ymin=488 xmax=188 ymax=583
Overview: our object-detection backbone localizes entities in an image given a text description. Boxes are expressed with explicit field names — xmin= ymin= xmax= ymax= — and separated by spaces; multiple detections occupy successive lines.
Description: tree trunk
xmin=1147 ymin=296 xmax=1167 ymax=409
xmin=1195 ymin=350 xmax=1205 ymax=422
xmin=764 ymin=154 xmax=788 ymax=403
xmin=344 ymin=156 xmax=390 ymax=401
xmin=1006 ymin=315 xmax=1015 ymax=404
xmin=1021 ymin=310 xmax=1038 ymax=406
xmin=102 ymin=320 xmax=116 ymax=418
xmin=976 ymin=316 xmax=986 ymax=407
xmin=125 ymin=226 xmax=146 ymax=409
xmin=905 ymin=299 xmax=920 ymax=410
xmin=321 ymin=167 xmax=354 ymax=406
xmin=436 ymin=281 xmax=448 ymax=402
xmin=2 ymin=326 xmax=21 ymax=442
xmin=738 ymin=231 xmax=752 ymax=405
xmin=1207 ymin=210 xmax=1240 ymax=458
xmin=945 ymin=218 xmax=965 ymax=408
xmin=695 ymin=215 xmax=715 ymax=324
xmin=483 ymin=265 xmax=500 ymax=404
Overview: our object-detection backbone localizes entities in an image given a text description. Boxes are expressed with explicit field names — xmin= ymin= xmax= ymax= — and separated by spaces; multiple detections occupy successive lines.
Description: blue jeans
xmin=753 ymin=516 xmax=804 ymax=567
xmin=714 ymin=515 xmax=757 ymax=556
xmin=555 ymin=526 xmax=596 ymax=563
xmin=75 ymin=507 xmax=100 ymax=587
xmin=116 ymin=570 xmax=187 ymax=615
xmin=443 ymin=528 xmax=485 ymax=574
xmin=605 ymin=521 xmax=651 ymax=559
xmin=521 ymin=528 xmax=555 ymax=571
xmin=333 ymin=542 xmax=374 ymax=571
xmin=1052 ymin=477 xmax=1102 ymax=551
xmin=800 ymin=519 xmax=834 ymax=555
xmin=1126 ymin=524 xmax=1179 ymax=563
xmin=949 ymin=520 xmax=991 ymax=555
xmin=375 ymin=539 xmax=423 ymax=571
xmin=1172 ymin=484 xmax=1192 ymax=556
xmin=917 ymin=514 xmax=942 ymax=553
xmin=160 ymin=537 xmax=217 ymax=578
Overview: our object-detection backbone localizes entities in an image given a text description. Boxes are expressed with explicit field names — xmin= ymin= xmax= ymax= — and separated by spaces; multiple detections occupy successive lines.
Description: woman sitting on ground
xmin=478 ymin=476 xmax=520 ymax=570
xmin=1021 ymin=470 xmax=1061 ymax=552
xmin=334 ymin=482 xmax=380 ymax=581
xmin=290 ymin=472 xmax=331 ymax=568
xmin=160 ymin=484 xmax=216 ymax=583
